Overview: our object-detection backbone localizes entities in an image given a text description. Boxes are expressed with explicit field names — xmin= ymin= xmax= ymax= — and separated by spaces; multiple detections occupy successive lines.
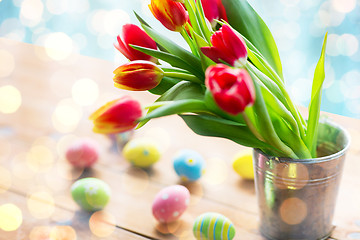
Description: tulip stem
xmin=164 ymin=72 xmax=203 ymax=84
xmin=180 ymin=29 xmax=199 ymax=57
xmin=241 ymin=112 xmax=265 ymax=142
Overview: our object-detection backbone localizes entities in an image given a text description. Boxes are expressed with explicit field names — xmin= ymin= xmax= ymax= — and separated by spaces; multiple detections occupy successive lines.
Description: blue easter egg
xmin=173 ymin=149 xmax=205 ymax=181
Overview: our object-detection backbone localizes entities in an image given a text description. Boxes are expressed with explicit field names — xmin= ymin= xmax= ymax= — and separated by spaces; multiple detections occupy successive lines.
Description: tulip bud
xmin=149 ymin=0 xmax=189 ymax=32
xmin=113 ymin=60 xmax=164 ymax=91
xmin=205 ymin=64 xmax=255 ymax=115
xmin=201 ymin=25 xmax=247 ymax=67
xmin=114 ymin=24 xmax=157 ymax=62
xmin=90 ymin=96 xmax=142 ymax=134
xmin=199 ymin=0 xmax=227 ymax=27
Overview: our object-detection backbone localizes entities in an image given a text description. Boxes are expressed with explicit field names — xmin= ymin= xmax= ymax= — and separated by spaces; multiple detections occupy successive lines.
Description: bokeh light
xmin=29 ymin=226 xmax=77 ymax=240
xmin=19 ymin=0 xmax=44 ymax=27
xmin=0 ymin=85 xmax=22 ymax=114
xmin=52 ymin=99 xmax=83 ymax=133
xmin=331 ymin=0 xmax=356 ymax=13
xmin=44 ymin=32 xmax=73 ymax=61
xmin=0 ymin=203 xmax=22 ymax=231
xmin=89 ymin=210 xmax=116 ymax=237
xmin=27 ymin=191 xmax=55 ymax=219
xmin=26 ymin=145 xmax=54 ymax=173
xmin=72 ymin=78 xmax=99 ymax=106
xmin=203 ymin=158 xmax=228 ymax=186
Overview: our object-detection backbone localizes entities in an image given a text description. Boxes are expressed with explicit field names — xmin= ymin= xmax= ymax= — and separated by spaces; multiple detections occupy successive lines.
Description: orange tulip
xmin=90 ymin=96 xmax=142 ymax=134
xmin=149 ymin=0 xmax=188 ymax=32
xmin=113 ymin=60 xmax=164 ymax=91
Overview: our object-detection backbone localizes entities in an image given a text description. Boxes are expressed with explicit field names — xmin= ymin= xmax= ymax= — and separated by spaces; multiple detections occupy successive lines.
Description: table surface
xmin=0 ymin=38 xmax=360 ymax=240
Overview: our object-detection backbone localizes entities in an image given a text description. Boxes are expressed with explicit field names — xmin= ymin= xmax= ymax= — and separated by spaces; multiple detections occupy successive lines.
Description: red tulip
xmin=113 ymin=60 xmax=164 ymax=91
xmin=90 ymin=96 xmax=142 ymax=134
xmin=201 ymin=25 xmax=247 ymax=66
xmin=114 ymin=24 xmax=157 ymax=62
xmin=205 ymin=64 xmax=255 ymax=115
xmin=149 ymin=0 xmax=189 ymax=32
xmin=199 ymin=0 xmax=227 ymax=27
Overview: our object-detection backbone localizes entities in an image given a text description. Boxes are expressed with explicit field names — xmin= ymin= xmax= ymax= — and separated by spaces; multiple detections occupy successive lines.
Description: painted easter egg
xmin=152 ymin=185 xmax=190 ymax=223
xmin=232 ymin=150 xmax=254 ymax=180
xmin=193 ymin=212 xmax=236 ymax=240
xmin=71 ymin=178 xmax=111 ymax=211
xmin=123 ymin=138 xmax=161 ymax=168
xmin=173 ymin=149 xmax=205 ymax=181
xmin=66 ymin=139 xmax=99 ymax=168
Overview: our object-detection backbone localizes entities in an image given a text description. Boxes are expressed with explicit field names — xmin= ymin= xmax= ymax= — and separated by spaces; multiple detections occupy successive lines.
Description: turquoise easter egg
xmin=71 ymin=178 xmax=111 ymax=211
xmin=173 ymin=149 xmax=205 ymax=181
xmin=123 ymin=138 xmax=161 ymax=168
xmin=193 ymin=212 xmax=236 ymax=240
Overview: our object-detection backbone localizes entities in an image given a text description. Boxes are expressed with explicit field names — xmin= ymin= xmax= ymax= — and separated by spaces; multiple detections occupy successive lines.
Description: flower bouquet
xmin=90 ymin=0 xmax=350 ymax=239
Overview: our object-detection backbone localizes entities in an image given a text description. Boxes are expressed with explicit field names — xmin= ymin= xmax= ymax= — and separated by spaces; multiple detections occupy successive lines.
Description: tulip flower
xmin=199 ymin=0 xmax=228 ymax=27
xmin=113 ymin=60 xmax=164 ymax=91
xmin=149 ymin=0 xmax=188 ymax=32
xmin=205 ymin=64 xmax=255 ymax=115
xmin=114 ymin=24 xmax=157 ymax=62
xmin=90 ymin=96 xmax=142 ymax=134
xmin=201 ymin=25 xmax=247 ymax=67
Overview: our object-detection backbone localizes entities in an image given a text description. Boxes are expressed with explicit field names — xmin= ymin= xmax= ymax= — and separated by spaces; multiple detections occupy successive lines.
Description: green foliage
xmin=306 ymin=33 xmax=328 ymax=157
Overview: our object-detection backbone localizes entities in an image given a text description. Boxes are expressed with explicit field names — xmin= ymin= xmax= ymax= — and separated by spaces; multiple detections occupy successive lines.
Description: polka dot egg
xmin=71 ymin=178 xmax=111 ymax=212
xmin=173 ymin=149 xmax=205 ymax=181
xmin=152 ymin=185 xmax=190 ymax=223
xmin=232 ymin=150 xmax=254 ymax=180
xmin=193 ymin=212 xmax=236 ymax=240
xmin=123 ymin=138 xmax=161 ymax=168
xmin=66 ymin=138 xmax=99 ymax=168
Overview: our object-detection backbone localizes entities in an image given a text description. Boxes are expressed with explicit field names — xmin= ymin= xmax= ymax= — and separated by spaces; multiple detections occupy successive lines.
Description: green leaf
xmin=137 ymin=81 xmax=205 ymax=128
xmin=130 ymin=45 xmax=202 ymax=78
xmin=180 ymin=114 xmax=272 ymax=149
xmin=141 ymin=24 xmax=204 ymax=79
xmin=159 ymin=81 xmax=205 ymax=101
xmin=246 ymin=63 xmax=288 ymax=110
xmin=222 ymin=0 xmax=283 ymax=79
xmin=149 ymin=76 xmax=180 ymax=95
xmin=140 ymin=99 xmax=208 ymax=121
xmin=305 ymin=33 xmax=328 ymax=157
xmin=184 ymin=0 xmax=204 ymax=38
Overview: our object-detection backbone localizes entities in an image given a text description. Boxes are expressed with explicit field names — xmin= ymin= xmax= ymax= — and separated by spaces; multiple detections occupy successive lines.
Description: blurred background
xmin=0 ymin=0 xmax=359 ymax=118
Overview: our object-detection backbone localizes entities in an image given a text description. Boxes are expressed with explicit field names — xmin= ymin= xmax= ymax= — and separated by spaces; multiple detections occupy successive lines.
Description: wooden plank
xmin=0 ymin=189 xmax=149 ymax=240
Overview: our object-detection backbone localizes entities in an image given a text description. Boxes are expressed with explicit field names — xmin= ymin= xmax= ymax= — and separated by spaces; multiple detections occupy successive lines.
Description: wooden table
xmin=0 ymin=38 xmax=359 ymax=240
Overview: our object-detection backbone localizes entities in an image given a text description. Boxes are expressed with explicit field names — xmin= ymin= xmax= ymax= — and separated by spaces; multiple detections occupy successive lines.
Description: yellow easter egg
xmin=123 ymin=138 xmax=161 ymax=168
xmin=232 ymin=150 xmax=254 ymax=180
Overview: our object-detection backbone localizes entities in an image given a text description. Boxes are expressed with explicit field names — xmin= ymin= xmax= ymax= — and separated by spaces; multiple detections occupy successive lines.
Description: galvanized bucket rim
xmin=254 ymin=120 xmax=351 ymax=164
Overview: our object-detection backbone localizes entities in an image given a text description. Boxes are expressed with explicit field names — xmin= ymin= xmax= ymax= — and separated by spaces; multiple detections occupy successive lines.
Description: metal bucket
xmin=253 ymin=120 xmax=351 ymax=240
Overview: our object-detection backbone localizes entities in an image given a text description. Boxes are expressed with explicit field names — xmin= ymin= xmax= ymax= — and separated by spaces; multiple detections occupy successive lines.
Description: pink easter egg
xmin=152 ymin=185 xmax=190 ymax=223
xmin=66 ymin=139 xmax=99 ymax=168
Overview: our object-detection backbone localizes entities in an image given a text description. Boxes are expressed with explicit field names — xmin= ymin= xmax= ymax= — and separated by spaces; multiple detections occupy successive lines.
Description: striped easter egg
xmin=193 ymin=212 xmax=235 ymax=240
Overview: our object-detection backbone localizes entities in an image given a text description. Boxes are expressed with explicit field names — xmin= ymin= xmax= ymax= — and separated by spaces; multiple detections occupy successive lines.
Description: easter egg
xmin=66 ymin=139 xmax=99 ymax=168
xmin=193 ymin=212 xmax=236 ymax=240
xmin=71 ymin=178 xmax=111 ymax=211
xmin=173 ymin=149 xmax=205 ymax=181
xmin=232 ymin=150 xmax=254 ymax=180
xmin=152 ymin=185 xmax=190 ymax=223
xmin=123 ymin=138 xmax=161 ymax=168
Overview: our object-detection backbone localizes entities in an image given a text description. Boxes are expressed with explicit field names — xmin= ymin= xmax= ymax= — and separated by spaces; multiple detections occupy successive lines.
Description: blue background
xmin=1 ymin=0 xmax=359 ymax=118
